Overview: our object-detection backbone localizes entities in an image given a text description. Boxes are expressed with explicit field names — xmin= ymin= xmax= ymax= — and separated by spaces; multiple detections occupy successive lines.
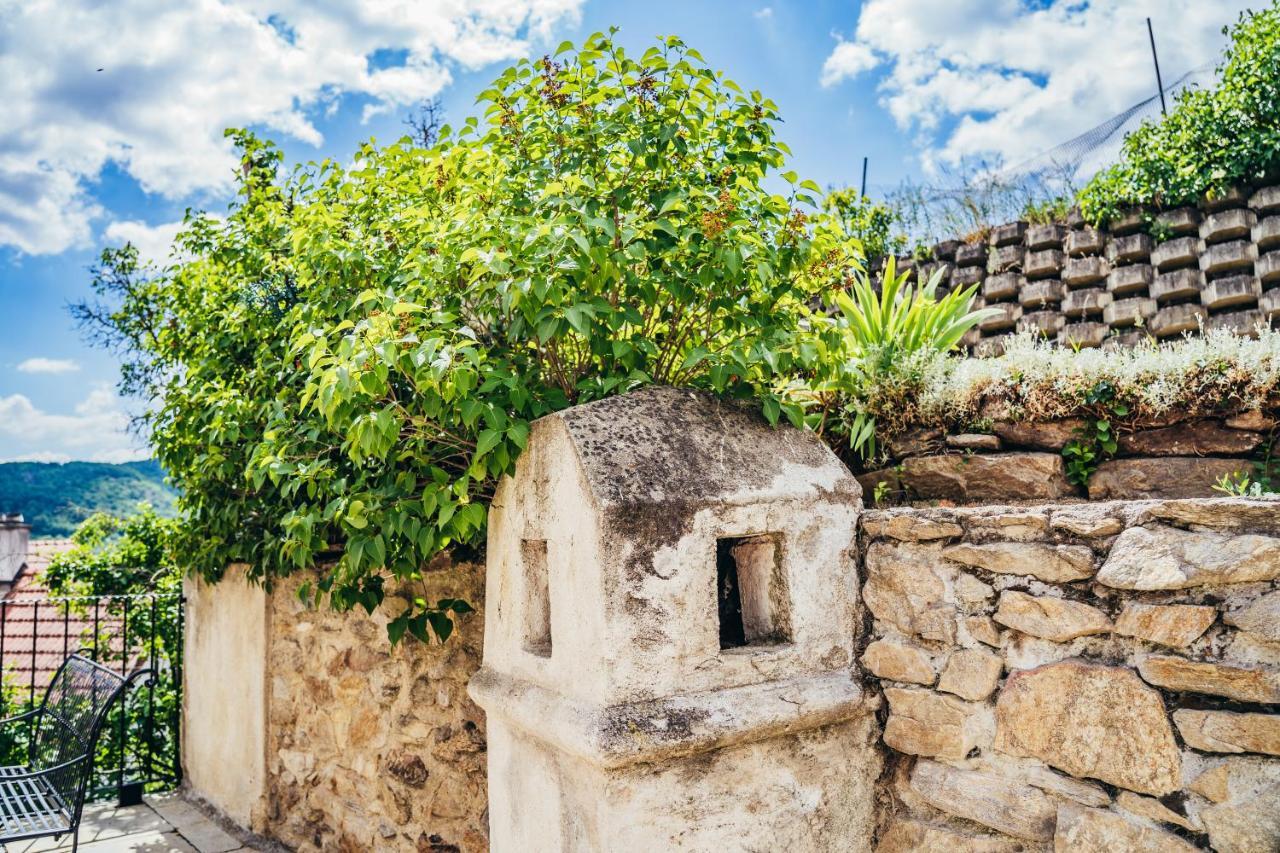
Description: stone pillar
xmin=182 ymin=567 xmax=269 ymax=830
xmin=469 ymin=387 xmax=879 ymax=851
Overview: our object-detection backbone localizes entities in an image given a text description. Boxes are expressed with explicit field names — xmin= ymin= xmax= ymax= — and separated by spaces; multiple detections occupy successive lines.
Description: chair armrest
xmin=0 ymin=708 xmax=39 ymax=727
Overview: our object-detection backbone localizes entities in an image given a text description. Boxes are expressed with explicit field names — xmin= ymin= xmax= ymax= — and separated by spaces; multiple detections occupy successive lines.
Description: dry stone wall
xmin=263 ymin=557 xmax=488 ymax=853
xmin=860 ymin=498 xmax=1280 ymax=852
xmin=895 ymin=185 xmax=1280 ymax=354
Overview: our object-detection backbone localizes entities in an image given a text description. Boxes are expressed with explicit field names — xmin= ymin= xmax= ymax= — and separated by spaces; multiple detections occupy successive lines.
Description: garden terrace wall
xmin=184 ymin=559 xmax=488 ymax=853
xmin=860 ymin=498 xmax=1280 ymax=852
xmin=857 ymin=409 xmax=1277 ymax=505
xmin=894 ymin=184 xmax=1280 ymax=354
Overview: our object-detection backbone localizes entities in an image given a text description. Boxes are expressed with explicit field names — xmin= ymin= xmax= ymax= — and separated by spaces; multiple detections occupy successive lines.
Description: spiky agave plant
xmin=831 ymin=256 xmax=998 ymax=459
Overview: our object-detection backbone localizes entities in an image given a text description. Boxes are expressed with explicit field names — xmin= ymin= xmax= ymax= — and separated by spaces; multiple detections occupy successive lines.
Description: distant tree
xmin=404 ymin=97 xmax=445 ymax=147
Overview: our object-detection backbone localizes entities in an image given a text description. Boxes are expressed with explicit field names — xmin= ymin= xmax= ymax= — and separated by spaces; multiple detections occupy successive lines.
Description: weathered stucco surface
xmin=471 ymin=386 xmax=880 ymax=851
xmin=182 ymin=567 xmax=269 ymax=830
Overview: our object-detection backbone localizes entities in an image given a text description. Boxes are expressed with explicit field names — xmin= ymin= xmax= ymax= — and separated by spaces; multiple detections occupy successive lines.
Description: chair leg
xmin=71 ymin=827 xmax=79 ymax=853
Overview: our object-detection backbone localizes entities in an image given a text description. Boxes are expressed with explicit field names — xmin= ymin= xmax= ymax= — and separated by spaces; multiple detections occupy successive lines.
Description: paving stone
xmin=1151 ymin=267 xmax=1205 ymax=302
xmin=1149 ymin=303 xmax=1208 ymax=338
xmin=1049 ymin=507 xmax=1124 ymax=537
xmin=1098 ymin=524 xmax=1280 ymax=589
xmin=1253 ymin=215 xmax=1280 ymax=251
xmin=937 ymin=648 xmax=1003 ymax=701
xmin=951 ymin=264 xmax=984 ymax=288
xmin=862 ymin=639 xmax=936 ymax=686
xmin=1062 ymin=255 xmax=1109 ymax=286
xmin=1113 ymin=603 xmax=1216 ymax=648
xmin=1019 ymin=278 xmax=1064 ymax=307
xmin=965 ymin=615 xmax=1002 ymax=648
xmin=1201 ymin=207 xmax=1257 ymax=244
xmin=956 ymin=242 xmax=988 ymax=267
xmin=1249 ymin=184 xmax=1280 ymax=213
xmin=1024 ymin=248 xmax=1064 ymax=279
xmin=1107 ymin=233 xmax=1153 ymax=264
xmin=861 ymin=513 xmax=964 ymax=542
xmin=1201 ymin=186 xmax=1249 ymax=212
xmin=1200 ymin=239 xmax=1258 ymax=275
xmin=1155 ymin=206 xmax=1201 ymax=236
xmin=1137 ymin=655 xmax=1280 ymax=704
xmin=909 ymin=760 xmax=1056 ymax=842
xmin=993 ymin=591 xmax=1111 ymax=641
xmin=994 ymin=660 xmax=1182 ymax=795
xmin=1189 ymin=763 xmax=1232 ymax=803
xmin=883 ymin=687 xmax=992 ymax=760
xmin=1065 ymin=227 xmax=1106 ymax=257
xmin=935 ymin=241 xmax=962 ymax=263
xmin=963 ymin=510 xmax=1049 ymax=542
xmin=864 ymin=541 xmax=958 ymax=643
xmin=1224 ymin=590 xmax=1280 ymax=643
xmin=1062 ymin=286 xmax=1111 ymax=318
xmin=1202 ymin=274 xmax=1262 ymax=310
xmin=981 ymin=272 xmax=1022 ymax=301
xmin=1103 ymin=296 xmax=1156 ymax=327
xmin=900 ymin=453 xmax=1077 ymax=503
xmin=1174 ymin=709 xmax=1280 ymax=755
xmin=987 ymin=244 xmax=1024 ymax=274
xmin=1053 ymin=803 xmax=1198 ymax=853
xmin=945 ymin=433 xmax=1001 ymax=452
xmin=1018 ymin=310 xmax=1064 ymax=337
xmin=1107 ymin=263 xmax=1154 ymax=295
xmin=1256 ymin=250 xmax=1280 ymax=284
xmin=1118 ymin=420 xmax=1262 ymax=456
xmin=943 ymin=542 xmax=1096 ymax=583
xmin=1025 ymin=223 xmax=1066 ymax=250
xmin=1151 ymin=236 xmax=1203 ymax=271
xmin=1058 ymin=321 xmax=1109 ymax=348
xmin=989 ymin=221 xmax=1027 ymax=247
xmin=978 ymin=302 xmax=1022 ymax=332
xmin=1208 ymin=308 xmax=1267 ymax=336
xmin=992 ymin=419 xmax=1086 ymax=451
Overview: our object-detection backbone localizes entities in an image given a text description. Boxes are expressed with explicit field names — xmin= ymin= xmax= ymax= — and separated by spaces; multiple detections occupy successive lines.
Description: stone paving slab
xmin=3 ymin=795 xmax=255 ymax=853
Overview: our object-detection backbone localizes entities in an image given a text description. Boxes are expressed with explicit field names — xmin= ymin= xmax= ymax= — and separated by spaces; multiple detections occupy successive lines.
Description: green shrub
xmin=1080 ymin=3 xmax=1280 ymax=223
xmin=803 ymin=258 xmax=994 ymax=460
xmin=823 ymin=189 xmax=907 ymax=260
xmin=83 ymin=33 xmax=861 ymax=641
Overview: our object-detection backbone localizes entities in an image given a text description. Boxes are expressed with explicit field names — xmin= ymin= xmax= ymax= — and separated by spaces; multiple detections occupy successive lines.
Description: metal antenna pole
xmin=1147 ymin=17 xmax=1168 ymax=116
xmin=860 ymin=157 xmax=868 ymax=198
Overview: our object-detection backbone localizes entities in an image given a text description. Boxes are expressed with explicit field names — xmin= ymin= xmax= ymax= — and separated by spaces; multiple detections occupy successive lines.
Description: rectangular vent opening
xmin=521 ymin=538 xmax=551 ymax=657
xmin=716 ymin=534 xmax=790 ymax=650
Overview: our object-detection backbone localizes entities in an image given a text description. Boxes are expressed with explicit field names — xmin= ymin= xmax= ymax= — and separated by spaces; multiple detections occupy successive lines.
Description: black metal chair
xmin=0 ymin=654 xmax=151 ymax=852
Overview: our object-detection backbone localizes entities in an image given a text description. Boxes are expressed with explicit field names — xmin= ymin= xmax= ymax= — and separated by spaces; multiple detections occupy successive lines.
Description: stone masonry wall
xmin=895 ymin=185 xmax=1280 ymax=354
xmin=859 ymin=498 xmax=1280 ymax=852
xmin=263 ymin=557 xmax=488 ymax=853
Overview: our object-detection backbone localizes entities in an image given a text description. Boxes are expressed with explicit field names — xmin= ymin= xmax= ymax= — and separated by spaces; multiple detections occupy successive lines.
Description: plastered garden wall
xmin=184 ymin=559 xmax=489 ymax=853
xmin=897 ymin=185 xmax=1280 ymax=354
xmin=859 ymin=498 xmax=1280 ymax=852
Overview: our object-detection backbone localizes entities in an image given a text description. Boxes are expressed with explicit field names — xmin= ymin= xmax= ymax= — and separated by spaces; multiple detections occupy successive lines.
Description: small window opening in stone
xmin=521 ymin=538 xmax=551 ymax=657
xmin=716 ymin=534 xmax=790 ymax=650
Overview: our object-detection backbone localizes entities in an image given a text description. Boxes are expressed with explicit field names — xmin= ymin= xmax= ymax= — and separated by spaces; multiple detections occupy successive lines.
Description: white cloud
xmin=16 ymin=357 xmax=80 ymax=375
xmin=0 ymin=384 xmax=148 ymax=463
xmin=103 ymin=219 xmax=186 ymax=266
xmin=821 ymin=38 xmax=879 ymax=87
xmin=754 ymin=7 xmax=774 ymax=20
xmin=820 ymin=0 xmax=1251 ymax=168
xmin=0 ymin=0 xmax=584 ymax=255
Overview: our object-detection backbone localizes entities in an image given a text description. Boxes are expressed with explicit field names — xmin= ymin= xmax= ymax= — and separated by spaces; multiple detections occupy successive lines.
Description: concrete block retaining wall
xmin=894 ymin=185 xmax=1280 ymax=353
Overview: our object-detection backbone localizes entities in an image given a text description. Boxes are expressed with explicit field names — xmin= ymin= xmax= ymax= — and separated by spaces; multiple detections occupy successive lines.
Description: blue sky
xmin=0 ymin=0 xmax=1250 ymax=462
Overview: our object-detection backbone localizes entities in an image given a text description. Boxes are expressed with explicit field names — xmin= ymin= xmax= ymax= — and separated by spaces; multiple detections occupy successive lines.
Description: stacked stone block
xmin=862 ymin=499 xmax=1280 ymax=852
xmin=897 ymin=184 xmax=1280 ymax=353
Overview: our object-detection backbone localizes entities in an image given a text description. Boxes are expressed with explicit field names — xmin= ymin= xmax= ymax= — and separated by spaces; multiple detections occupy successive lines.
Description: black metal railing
xmin=0 ymin=592 xmax=183 ymax=802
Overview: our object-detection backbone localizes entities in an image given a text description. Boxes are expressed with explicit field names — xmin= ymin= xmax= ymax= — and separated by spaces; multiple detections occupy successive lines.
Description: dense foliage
xmin=0 ymin=460 xmax=175 ymax=538
xmin=823 ymin=189 xmax=907 ymax=260
xmin=803 ymin=258 xmax=993 ymax=461
xmin=1080 ymin=2 xmax=1280 ymax=223
xmin=85 ymin=33 xmax=864 ymax=641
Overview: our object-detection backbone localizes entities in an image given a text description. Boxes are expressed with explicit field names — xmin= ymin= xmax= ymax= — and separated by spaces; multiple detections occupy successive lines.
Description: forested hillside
xmin=0 ymin=460 xmax=176 ymax=537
